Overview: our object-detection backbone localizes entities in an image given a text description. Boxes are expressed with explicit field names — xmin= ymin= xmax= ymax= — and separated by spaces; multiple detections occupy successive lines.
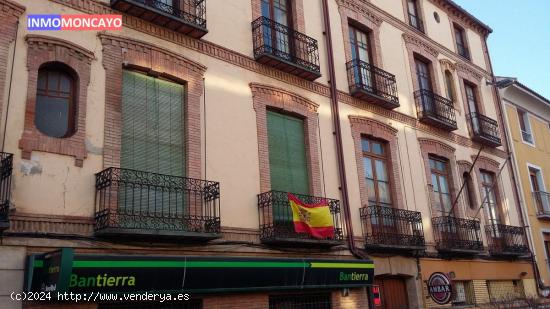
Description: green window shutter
xmin=120 ymin=71 xmax=185 ymax=224
xmin=266 ymin=110 xmax=309 ymax=195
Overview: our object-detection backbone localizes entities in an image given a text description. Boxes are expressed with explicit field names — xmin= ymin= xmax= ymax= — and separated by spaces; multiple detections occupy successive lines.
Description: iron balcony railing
xmin=110 ymin=0 xmax=207 ymax=37
xmin=95 ymin=167 xmax=220 ymax=239
xmin=415 ymin=89 xmax=458 ymax=130
xmin=408 ymin=13 xmax=424 ymax=33
xmin=467 ymin=112 xmax=502 ymax=147
xmin=258 ymin=190 xmax=344 ymax=246
xmin=360 ymin=205 xmax=425 ymax=251
xmin=485 ymin=224 xmax=529 ymax=256
xmin=534 ymin=191 xmax=550 ymax=218
xmin=252 ymin=16 xmax=320 ymax=79
xmin=0 ymin=152 xmax=13 ymax=231
xmin=346 ymin=60 xmax=399 ymax=108
xmin=432 ymin=216 xmax=484 ymax=253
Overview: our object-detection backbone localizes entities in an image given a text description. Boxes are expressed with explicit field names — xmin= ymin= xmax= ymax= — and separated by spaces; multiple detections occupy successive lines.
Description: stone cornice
xmin=429 ymin=0 xmax=492 ymax=36
xmin=0 ymin=0 xmax=26 ymax=18
xmin=336 ymin=0 xmax=382 ymax=26
xmin=418 ymin=137 xmax=456 ymax=155
xmin=403 ymin=33 xmax=439 ymax=58
xmin=26 ymin=34 xmax=95 ymax=64
xmin=349 ymin=115 xmax=398 ymax=135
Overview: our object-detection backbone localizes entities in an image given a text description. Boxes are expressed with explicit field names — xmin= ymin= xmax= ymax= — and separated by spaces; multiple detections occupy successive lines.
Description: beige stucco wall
xmin=1 ymin=0 xmax=511 ymax=244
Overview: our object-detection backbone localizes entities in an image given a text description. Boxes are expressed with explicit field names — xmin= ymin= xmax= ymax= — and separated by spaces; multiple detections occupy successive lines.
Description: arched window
xmin=35 ymin=63 xmax=77 ymax=138
xmin=463 ymin=172 xmax=476 ymax=210
xmin=444 ymin=70 xmax=455 ymax=101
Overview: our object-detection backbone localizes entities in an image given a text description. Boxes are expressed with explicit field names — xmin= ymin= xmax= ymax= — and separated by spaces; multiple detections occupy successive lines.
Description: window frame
xmin=517 ymin=109 xmax=534 ymax=145
xmin=453 ymin=24 xmax=470 ymax=60
xmin=406 ymin=0 xmax=424 ymax=33
xmin=462 ymin=172 xmax=476 ymax=210
xmin=361 ymin=137 xmax=392 ymax=208
xmin=479 ymin=170 xmax=502 ymax=226
xmin=429 ymin=155 xmax=454 ymax=216
xmin=35 ymin=63 xmax=77 ymax=138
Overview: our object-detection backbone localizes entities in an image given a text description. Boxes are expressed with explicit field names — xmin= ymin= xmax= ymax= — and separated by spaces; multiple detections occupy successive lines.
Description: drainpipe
xmin=484 ymin=36 xmax=546 ymax=292
xmin=321 ymin=1 xmax=375 ymax=307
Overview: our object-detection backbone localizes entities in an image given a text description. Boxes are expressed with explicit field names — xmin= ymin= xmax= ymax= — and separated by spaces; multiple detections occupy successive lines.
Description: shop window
xmin=35 ymin=62 xmax=77 ymax=138
xmin=452 ymin=281 xmax=475 ymax=305
xmin=269 ymin=293 xmax=331 ymax=309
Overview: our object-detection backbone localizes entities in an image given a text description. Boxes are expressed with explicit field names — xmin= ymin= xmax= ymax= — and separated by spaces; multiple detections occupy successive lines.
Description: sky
xmin=452 ymin=0 xmax=550 ymax=99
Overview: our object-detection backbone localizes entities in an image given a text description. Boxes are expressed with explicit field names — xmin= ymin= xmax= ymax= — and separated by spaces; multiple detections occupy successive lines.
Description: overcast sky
xmin=453 ymin=0 xmax=550 ymax=99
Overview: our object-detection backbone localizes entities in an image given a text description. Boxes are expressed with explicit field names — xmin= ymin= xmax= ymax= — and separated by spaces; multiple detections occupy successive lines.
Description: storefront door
xmin=374 ymin=277 xmax=409 ymax=309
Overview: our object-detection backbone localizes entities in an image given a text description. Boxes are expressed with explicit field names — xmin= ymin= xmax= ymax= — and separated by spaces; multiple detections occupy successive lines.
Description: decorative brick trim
xmin=0 ymin=1 xmax=25 ymax=140
xmin=19 ymin=35 xmax=93 ymax=167
xmin=45 ymin=0 xmax=507 ymax=160
xmin=429 ymin=0 xmax=492 ymax=36
xmin=349 ymin=116 xmax=404 ymax=209
xmin=336 ymin=0 xmax=384 ymax=67
xmin=403 ymin=33 xmax=442 ymax=97
xmin=7 ymin=213 xmax=94 ymax=235
xmin=251 ymin=0 xmax=305 ymax=33
xmin=99 ymin=34 xmax=205 ymax=179
xmin=418 ymin=138 xmax=461 ymax=217
xmin=250 ymin=83 xmax=322 ymax=196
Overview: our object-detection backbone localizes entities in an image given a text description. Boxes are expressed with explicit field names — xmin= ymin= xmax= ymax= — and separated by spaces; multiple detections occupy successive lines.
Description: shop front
xmin=22 ymin=248 xmax=375 ymax=308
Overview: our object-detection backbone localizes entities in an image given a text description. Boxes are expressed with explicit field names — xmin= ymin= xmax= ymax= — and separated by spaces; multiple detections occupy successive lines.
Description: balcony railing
xmin=95 ymin=167 xmax=220 ymax=240
xmin=346 ymin=60 xmax=399 ymax=109
xmin=485 ymin=224 xmax=529 ymax=257
xmin=258 ymin=190 xmax=344 ymax=247
xmin=432 ymin=216 xmax=484 ymax=254
xmin=0 ymin=152 xmax=13 ymax=231
xmin=415 ymin=89 xmax=458 ymax=131
xmin=110 ymin=0 xmax=207 ymax=38
xmin=252 ymin=16 xmax=321 ymax=80
xmin=467 ymin=112 xmax=502 ymax=147
xmin=360 ymin=205 xmax=425 ymax=252
xmin=534 ymin=191 xmax=550 ymax=220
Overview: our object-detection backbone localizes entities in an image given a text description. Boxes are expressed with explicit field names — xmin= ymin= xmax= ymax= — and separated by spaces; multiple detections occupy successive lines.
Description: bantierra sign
xmin=25 ymin=249 xmax=374 ymax=295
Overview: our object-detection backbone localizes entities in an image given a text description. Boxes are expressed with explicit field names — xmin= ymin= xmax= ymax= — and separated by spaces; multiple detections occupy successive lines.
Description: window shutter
xmin=266 ymin=111 xmax=309 ymax=195
xmin=120 ymin=71 xmax=185 ymax=221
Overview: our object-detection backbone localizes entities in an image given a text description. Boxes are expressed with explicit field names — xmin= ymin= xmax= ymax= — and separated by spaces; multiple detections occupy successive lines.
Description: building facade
xmin=498 ymin=77 xmax=550 ymax=297
xmin=0 ymin=0 xmax=536 ymax=308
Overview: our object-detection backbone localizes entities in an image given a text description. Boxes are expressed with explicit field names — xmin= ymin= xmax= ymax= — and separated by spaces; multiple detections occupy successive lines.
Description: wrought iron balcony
xmin=252 ymin=16 xmax=321 ymax=81
xmin=415 ymin=89 xmax=458 ymax=131
xmin=360 ymin=205 xmax=425 ymax=252
xmin=95 ymin=167 xmax=220 ymax=240
xmin=485 ymin=224 xmax=529 ymax=257
xmin=110 ymin=0 xmax=207 ymax=38
xmin=346 ymin=60 xmax=399 ymax=109
xmin=258 ymin=190 xmax=344 ymax=247
xmin=0 ymin=152 xmax=13 ymax=232
xmin=467 ymin=112 xmax=502 ymax=147
xmin=534 ymin=191 xmax=550 ymax=220
xmin=432 ymin=216 xmax=484 ymax=254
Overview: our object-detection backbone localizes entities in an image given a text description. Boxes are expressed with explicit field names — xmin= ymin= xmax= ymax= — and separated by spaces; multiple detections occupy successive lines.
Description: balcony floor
xmin=255 ymin=53 xmax=321 ymax=81
xmin=261 ymin=236 xmax=344 ymax=248
xmin=350 ymin=87 xmax=400 ymax=110
xmin=419 ymin=114 xmax=457 ymax=131
xmin=472 ymin=134 xmax=502 ymax=148
xmin=95 ymin=227 xmax=220 ymax=242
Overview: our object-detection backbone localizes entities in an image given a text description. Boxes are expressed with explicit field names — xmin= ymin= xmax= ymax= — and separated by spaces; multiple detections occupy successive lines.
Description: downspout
xmin=320 ymin=1 xmax=375 ymax=307
xmin=484 ymin=36 xmax=545 ymax=291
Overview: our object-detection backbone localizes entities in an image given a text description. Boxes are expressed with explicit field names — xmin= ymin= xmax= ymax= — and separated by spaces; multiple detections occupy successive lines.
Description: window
xmin=261 ymin=0 xmax=292 ymax=54
xmin=267 ymin=110 xmax=309 ymax=196
xmin=269 ymin=294 xmax=331 ymax=309
xmin=454 ymin=25 xmax=470 ymax=59
xmin=480 ymin=170 xmax=501 ymax=226
xmin=530 ymin=166 xmax=549 ymax=214
xmin=362 ymin=137 xmax=392 ymax=208
xmin=517 ymin=109 xmax=534 ymax=144
xmin=429 ymin=156 xmax=453 ymax=216
xmin=444 ymin=70 xmax=455 ymax=101
xmin=349 ymin=25 xmax=374 ymax=88
xmin=464 ymin=82 xmax=479 ymax=114
xmin=452 ymin=281 xmax=475 ymax=305
xmin=463 ymin=172 xmax=476 ymax=210
xmin=407 ymin=0 xmax=423 ymax=32
xmin=35 ymin=63 xmax=77 ymax=138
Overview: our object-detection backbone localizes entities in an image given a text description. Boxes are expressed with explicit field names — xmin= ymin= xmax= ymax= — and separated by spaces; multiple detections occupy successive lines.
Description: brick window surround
xmin=457 ymin=62 xmax=485 ymax=115
xmin=0 ymin=0 xmax=25 ymax=142
xmin=418 ymin=138 xmax=461 ymax=217
xmin=19 ymin=35 xmax=94 ymax=167
xmin=403 ymin=33 xmax=442 ymax=96
xmin=250 ymin=83 xmax=322 ymax=196
xmin=335 ymin=1 xmax=384 ymax=68
xmin=349 ymin=116 xmax=404 ymax=209
xmin=99 ymin=34 xmax=206 ymax=179
xmin=251 ymin=0 xmax=305 ymax=33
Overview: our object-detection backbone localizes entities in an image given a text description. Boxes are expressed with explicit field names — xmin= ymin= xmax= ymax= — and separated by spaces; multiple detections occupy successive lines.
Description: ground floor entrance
xmin=374 ymin=276 xmax=409 ymax=309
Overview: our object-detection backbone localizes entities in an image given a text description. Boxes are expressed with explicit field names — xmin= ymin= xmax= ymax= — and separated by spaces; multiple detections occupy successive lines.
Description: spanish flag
xmin=288 ymin=193 xmax=335 ymax=239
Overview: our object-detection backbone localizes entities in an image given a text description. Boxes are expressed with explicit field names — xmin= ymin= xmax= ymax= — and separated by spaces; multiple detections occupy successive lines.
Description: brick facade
xmin=250 ymin=83 xmax=322 ymax=196
xmin=99 ymin=34 xmax=205 ymax=179
xmin=348 ymin=116 xmax=404 ymax=209
xmin=0 ymin=0 xmax=24 ymax=147
xmin=19 ymin=35 xmax=94 ymax=167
